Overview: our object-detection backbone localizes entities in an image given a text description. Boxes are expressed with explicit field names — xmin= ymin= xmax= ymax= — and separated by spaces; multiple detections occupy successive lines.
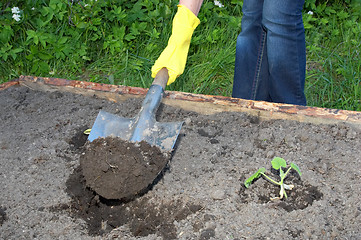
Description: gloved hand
xmin=151 ymin=5 xmax=200 ymax=85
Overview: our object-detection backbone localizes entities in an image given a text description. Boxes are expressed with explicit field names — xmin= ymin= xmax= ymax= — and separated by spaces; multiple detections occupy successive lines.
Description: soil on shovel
xmin=1 ymin=85 xmax=361 ymax=239
xmin=80 ymin=137 xmax=169 ymax=200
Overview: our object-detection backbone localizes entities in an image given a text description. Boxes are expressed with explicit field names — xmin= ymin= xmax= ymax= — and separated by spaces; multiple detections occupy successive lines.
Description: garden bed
xmin=0 ymin=76 xmax=360 ymax=239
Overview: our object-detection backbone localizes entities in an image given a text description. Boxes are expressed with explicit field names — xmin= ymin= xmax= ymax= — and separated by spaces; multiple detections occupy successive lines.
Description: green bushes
xmin=0 ymin=0 xmax=175 ymax=78
xmin=0 ymin=0 xmax=360 ymax=110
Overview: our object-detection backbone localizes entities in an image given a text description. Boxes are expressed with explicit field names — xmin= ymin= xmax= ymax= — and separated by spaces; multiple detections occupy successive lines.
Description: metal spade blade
xmin=88 ymin=68 xmax=183 ymax=151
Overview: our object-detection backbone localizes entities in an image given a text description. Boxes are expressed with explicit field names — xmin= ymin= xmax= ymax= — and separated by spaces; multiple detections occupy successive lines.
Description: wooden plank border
xmin=1 ymin=75 xmax=360 ymax=129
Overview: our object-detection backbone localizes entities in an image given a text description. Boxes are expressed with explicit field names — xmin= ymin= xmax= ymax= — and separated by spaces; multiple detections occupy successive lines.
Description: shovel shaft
xmin=130 ymin=68 xmax=169 ymax=143
xmin=130 ymin=84 xmax=163 ymax=142
xmin=152 ymin=68 xmax=169 ymax=90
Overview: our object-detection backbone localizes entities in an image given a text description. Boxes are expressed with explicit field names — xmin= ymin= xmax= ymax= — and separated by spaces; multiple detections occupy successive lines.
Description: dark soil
xmin=80 ymin=137 xmax=169 ymax=200
xmin=1 ymin=85 xmax=360 ymax=239
xmin=0 ymin=207 xmax=7 ymax=226
xmin=59 ymin=166 xmax=202 ymax=238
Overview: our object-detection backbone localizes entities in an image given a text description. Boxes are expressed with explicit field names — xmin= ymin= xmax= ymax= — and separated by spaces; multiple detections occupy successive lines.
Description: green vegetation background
xmin=1 ymin=0 xmax=360 ymax=111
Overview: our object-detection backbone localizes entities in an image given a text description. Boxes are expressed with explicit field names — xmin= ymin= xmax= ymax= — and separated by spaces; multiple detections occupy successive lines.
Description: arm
xmin=179 ymin=0 xmax=203 ymax=15
xmin=151 ymin=1 xmax=204 ymax=85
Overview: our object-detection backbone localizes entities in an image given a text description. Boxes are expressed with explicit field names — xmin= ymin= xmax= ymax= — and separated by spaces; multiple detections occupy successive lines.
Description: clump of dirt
xmin=0 ymin=207 xmax=7 ymax=226
xmin=59 ymin=167 xmax=203 ymax=238
xmin=79 ymin=137 xmax=170 ymax=200
xmin=239 ymin=171 xmax=323 ymax=212
xmin=68 ymin=126 xmax=89 ymax=152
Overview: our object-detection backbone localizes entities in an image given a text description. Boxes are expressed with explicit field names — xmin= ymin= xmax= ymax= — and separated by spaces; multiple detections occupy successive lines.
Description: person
xmin=151 ymin=0 xmax=307 ymax=106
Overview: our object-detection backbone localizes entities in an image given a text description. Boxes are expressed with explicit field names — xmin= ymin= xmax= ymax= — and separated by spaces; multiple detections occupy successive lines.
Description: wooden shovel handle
xmin=152 ymin=67 xmax=169 ymax=90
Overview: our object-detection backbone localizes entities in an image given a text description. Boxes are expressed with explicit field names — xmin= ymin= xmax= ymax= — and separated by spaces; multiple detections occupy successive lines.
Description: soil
xmin=0 ymin=85 xmax=361 ymax=239
xmin=0 ymin=207 xmax=6 ymax=226
xmin=80 ymin=137 xmax=169 ymax=200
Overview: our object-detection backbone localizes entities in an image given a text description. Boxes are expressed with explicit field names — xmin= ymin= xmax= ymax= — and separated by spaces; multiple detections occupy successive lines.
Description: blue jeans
xmin=233 ymin=0 xmax=307 ymax=105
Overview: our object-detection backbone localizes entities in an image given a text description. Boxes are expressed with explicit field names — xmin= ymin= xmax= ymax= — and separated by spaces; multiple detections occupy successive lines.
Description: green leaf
xmin=320 ymin=18 xmax=329 ymax=25
xmin=26 ymin=30 xmax=36 ymax=43
xmin=244 ymin=167 xmax=266 ymax=188
xmin=337 ymin=11 xmax=349 ymax=19
xmin=271 ymin=157 xmax=287 ymax=170
xmin=33 ymin=35 xmax=39 ymax=45
xmin=58 ymin=37 xmax=68 ymax=44
xmin=84 ymin=129 xmax=91 ymax=135
xmin=38 ymin=61 xmax=50 ymax=74
xmin=76 ymin=22 xmax=88 ymax=29
xmin=325 ymin=7 xmax=336 ymax=15
xmin=38 ymin=51 xmax=53 ymax=60
xmin=0 ymin=25 xmax=14 ymax=43
xmin=125 ymin=33 xmax=135 ymax=41
xmin=39 ymin=38 xmax=47 ymax=48
xmin=290 ymin=163 xmax=302 ymax=177
xmin=9 ymin=48 xmax=23 ymax=60
xmin=49 ymin=0 xmax=60 ymax=10
xmin=1 ymin=53 xmax=8 ymax=61
xmin=54 ymin=51 xmax=65 ymax=60
xmin=31 ymin=61 xmax=39 ymax=73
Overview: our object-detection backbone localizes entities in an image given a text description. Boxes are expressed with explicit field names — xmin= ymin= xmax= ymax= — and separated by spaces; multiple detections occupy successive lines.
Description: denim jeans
xmin=233 ymin=0 xmax=307 ymax=105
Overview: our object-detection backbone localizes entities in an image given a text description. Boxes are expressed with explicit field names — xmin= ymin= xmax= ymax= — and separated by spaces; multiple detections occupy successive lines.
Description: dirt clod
xmin=0 ymin=207 xmax=7 ymax=226
xmin=80 ymin=137 xmax=169 ymax=200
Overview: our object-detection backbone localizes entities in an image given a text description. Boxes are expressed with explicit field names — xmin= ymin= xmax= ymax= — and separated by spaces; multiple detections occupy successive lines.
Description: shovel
xmin=87 ymin=68 xmax=183 ymax=151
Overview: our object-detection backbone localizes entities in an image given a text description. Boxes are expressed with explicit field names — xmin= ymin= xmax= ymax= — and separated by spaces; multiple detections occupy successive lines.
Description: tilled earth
xmin=0 ymin=85 xmax=360 ymax=239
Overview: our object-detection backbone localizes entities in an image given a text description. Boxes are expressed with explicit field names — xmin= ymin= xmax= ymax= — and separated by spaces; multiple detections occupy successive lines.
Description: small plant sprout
xmin=84 ymin=129 xmax=91 ymax=135
xmin=244 ymin=157 xmax=302 ymax=201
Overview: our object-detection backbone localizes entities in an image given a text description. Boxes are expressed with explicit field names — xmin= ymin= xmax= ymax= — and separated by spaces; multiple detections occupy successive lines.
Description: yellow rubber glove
xmin=151 ymin=5 xmax=200 ymax=85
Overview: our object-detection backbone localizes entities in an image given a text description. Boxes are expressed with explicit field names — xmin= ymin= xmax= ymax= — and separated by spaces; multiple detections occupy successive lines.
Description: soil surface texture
xmin=80 ymin=137 xmax=169 ymax=200
xmin=0 ymin=85 xmax=360 ymax=240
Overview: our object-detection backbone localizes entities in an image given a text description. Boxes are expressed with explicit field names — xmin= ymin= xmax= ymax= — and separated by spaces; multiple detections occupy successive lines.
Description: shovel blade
xmin=88 ymin=110 xmax=183 ymax=151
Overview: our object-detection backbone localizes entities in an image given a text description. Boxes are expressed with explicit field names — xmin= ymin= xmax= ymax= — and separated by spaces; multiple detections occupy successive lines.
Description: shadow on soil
xmin=0 ymin=207 xmax=7 ymax=226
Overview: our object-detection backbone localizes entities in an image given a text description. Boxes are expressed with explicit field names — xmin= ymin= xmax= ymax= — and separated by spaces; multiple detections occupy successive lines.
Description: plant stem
xmin=284 ymin=166 xmax=292 ymax=178
xmin=282 ymin=185 xmax=288 ymax=199
xmin=260 ymin=173 xmax=280 ymax=186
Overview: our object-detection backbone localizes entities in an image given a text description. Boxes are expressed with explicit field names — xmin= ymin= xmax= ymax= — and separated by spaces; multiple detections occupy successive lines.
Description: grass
xmin=305 ymin=44 xmax=361 ymax=111
xmin=304 ymin=7 xmax=361 ymax=111
xmin=0 ymin=0 xmax=360 ymax=111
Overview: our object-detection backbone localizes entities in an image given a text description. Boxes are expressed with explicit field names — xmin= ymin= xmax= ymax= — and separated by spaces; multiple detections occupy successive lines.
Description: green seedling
xmin=84 ymin=129 xmax=91 ymax=135
xmin=244 ymin=157 xmax=302 ymax=200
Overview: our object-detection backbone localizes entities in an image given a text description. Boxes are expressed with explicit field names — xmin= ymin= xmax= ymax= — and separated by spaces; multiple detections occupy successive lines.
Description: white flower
xmin=214 ymin=0 xmax=224 ymax=8
xmin=11 ymin=7 xmax=20 ymax=14
xmin=307 ymin=11 xmax=314 ymax=15
xmin=12 ymin=14 xmax=21 ymax=22
xmin=31 ymin=7 xmax=35 ymax=10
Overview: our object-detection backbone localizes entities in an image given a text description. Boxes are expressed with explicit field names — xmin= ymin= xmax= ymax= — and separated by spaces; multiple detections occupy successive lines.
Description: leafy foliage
xmin=0 ymin=0 xmax=175 ymax=77
xmin=0 ymin=0 xmax=241 ymax=83
xmin=0 ymin=0 xmax=360 ymax=111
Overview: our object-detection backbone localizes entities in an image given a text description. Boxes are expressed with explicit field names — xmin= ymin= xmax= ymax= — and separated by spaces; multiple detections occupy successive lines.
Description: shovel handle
xmin=152 ymin=68 xmax=169 ymax=90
